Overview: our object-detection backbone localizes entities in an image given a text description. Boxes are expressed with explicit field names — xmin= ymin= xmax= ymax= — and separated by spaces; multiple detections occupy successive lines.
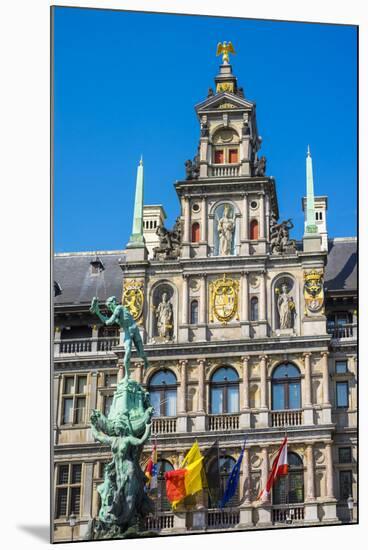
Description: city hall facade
xmin=53 ymin=54 xmax=357 ymax=542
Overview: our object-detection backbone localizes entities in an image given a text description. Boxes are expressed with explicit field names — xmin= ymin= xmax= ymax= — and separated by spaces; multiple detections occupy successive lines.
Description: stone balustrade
xmin=328 ymin=323 xmax=357 ymax=340
xmin=152 ymin=417 xmax=177 ymax=435
xmin=208 ymin=413 xmax=240 ymax=431
xmin=56 ymin=337 xmax=119 ymax=354
xmin=209 ymin=164 xmax=240 ymax=177
xmin=271 ymin=409 xmax=303 ymax=427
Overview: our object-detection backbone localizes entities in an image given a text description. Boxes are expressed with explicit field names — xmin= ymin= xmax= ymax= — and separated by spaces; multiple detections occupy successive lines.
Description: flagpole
xmin=285 ymin=427 xmax=290 ymax=521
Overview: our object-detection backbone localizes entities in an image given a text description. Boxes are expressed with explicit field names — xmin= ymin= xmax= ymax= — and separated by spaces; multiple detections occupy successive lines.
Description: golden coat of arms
xmin=122 ymin=279 xmax=144 ymax=322
xmin=210 ymin=274 xmax=239 ymax=324
xmin=303 ymin=270 xmax=324 ymax=314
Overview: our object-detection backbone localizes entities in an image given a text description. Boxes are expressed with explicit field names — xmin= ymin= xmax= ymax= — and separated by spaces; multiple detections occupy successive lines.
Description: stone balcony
xmin=208 ymin=163 xmax=240 ymax=177
xmin=328 ymin=323 xmax=357 ymax=341
xmin=55 ymin=336 xmax=120 ymax=355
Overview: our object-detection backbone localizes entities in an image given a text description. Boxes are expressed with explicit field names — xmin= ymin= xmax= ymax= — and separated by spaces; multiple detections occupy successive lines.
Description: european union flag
xmin=219 ymin=444 xmax=245 ymax=508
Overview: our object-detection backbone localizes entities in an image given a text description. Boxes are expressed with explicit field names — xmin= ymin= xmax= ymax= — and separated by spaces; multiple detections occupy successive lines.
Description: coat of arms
xmin=303 ymin=270 xmax=324 ymax=314
xmin=209 ymin=274 xmax=239 ymax=324
xmin=122 ymin=279 xmax=144 ymax=322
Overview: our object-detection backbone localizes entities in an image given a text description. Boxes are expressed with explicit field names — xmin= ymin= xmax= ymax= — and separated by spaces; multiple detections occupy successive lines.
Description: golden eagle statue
xmin=216 ymin=41 xmax=235 ymax=64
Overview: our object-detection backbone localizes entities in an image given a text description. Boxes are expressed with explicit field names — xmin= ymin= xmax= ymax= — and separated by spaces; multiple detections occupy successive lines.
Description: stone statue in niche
xmin=217 ymin=204 xmax=235 ymax=256
xmin=276 ymin=283 xmax=295 ymax=329
xmin=270 ymin=216 xmax=296 ymax=255
xmin=153 ymin=217 xmax=182 ymax=260
xmin=155 ymin=291 xmax=173 ymax=341
xmin=254 ymin=155 xmax=267 ymax=176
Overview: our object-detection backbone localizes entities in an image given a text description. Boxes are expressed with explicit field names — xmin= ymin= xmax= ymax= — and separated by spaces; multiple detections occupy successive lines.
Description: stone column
xmin=183 ymin=195 xmax=190 ymax=243
xmin=54 ymin=326 xmax=61 ymax=355
xmin=91 ymin=324 xmax=99 ymax=353
xmin=265 ymin=193 xmax=270 ymax=241
xmin=177 ymin=360 xmax=188 ymax=433
xmin=182 ymin=275 xmax=189 ymax=325
xmin=201 ymin=195 xmax=207 ymax=242
xmin=321 ymin=352 xmax=330 ymax=405
xmin=196 ymin=359 xmax=206 ymax=431
xmin=257 ymin=446 xmax=272 ymax=526
xmin=117 ymin=359 xmax=125 ymax=383
xmin=199 ymin=274 xmax=207 ymax=324
xmin=137 ymin=361 xmax=144 ymax=385
xmin=259 ymin=271 xmax=266 ymax=321
xmin=261 ymin=447 xmax=269 ymax=497
xmin=259 ymin=193 xmax=265 ymax=239
xmin=81 ymin=462 xmax=94 ymax=520
xmin=260 ymin=355 xmax=268 ymax=409
xmin=53 ymin=374 xmax=62 ymax=444
xmin=243 ymin=447 xmax=251 ymax=503
xmin=242 ymin=194 xmax=249 ymax=240
xmin=303 ymin=353 xmax=314 ymax=425
xmin=325 ymin=441 xmax=334 ymax=499
xmin=304 ymin=443 xmax=319 ymax=522
xmin=241 ymin=271 xmax=249 ymax=337
xmin=305 ymin=444 xmax=315 ymax=501
xmin=240 ymin=356 xmax=251 ymax=428
xmin=87 ymin=372 xmax=99 ymax=430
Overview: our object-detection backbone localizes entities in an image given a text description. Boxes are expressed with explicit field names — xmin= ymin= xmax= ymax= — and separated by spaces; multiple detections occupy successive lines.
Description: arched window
xmin=208 ymin=455 xmax=238 ymax=508
xmin=250 ymin=297 xmax=259 ymax=321
xmin=156 ymin=460 xmax=174 ymax=511
xmin=190 ymin=300 xmax=198 ymax=325
xmin=191 ymin=222 xmax=200 ymax=243
xmin=250 ymin=219 xmax=259 ymax=240
xmin=210 ymin=367 xmax=239 ymax=414
xmin=149 ymin=370 xmax=177 ymax=417
xmin=273 ymin=452 xmax=304 ymax=506
xmin=272 ymin=363 xmax=301 ymax=410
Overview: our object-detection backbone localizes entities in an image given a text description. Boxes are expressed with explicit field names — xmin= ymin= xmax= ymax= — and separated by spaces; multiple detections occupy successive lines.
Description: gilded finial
xmin=216 ymin=41 xmax=235 ymax=64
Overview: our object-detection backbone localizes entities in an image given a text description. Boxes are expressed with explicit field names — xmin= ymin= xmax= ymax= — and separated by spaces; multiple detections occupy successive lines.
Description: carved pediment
xmin=195 ymin=92 xmax=254 ymax=114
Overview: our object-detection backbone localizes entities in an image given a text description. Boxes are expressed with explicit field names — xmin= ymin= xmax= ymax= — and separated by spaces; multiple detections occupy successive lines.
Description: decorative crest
xmin=209 ymin=274 xmax=239 ymax=324
xmin=216 ymin=41 xmax=235 ymax=64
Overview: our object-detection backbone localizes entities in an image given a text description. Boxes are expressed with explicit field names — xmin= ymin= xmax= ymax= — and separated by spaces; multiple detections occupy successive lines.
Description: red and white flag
xmin=258 ymin=436 xmax=288 ymax=502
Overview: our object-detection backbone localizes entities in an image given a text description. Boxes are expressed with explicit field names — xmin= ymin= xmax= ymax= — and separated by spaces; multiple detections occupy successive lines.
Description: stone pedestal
xmin=303 ymin=407 xmax=314 ymax=425
xmin=195 ymin=324 xmax=207 ymax=342
xmin=256 ymin=505 xmax=272 ymax=526
xmin=322 ymin=500 xmax=338 ymax=522
xmin=275 ymin=328 xmax=294 ymax=337
xmin=177 ymin=415 xmax=188 ymax=433
xmin=240 ymin=321 xmax=250 ymax=338
xmin=322 ymin=406 xmax=332 ymax=424
xmin=238 ymin=505 xmax=253 ymax=528
xmin=303 ymin=233 xmax=322 ymax=252
xmin=173 ymin=512 xmax=187 ymax=532
xmin=304 ymin=502 xmax=319 ymax=523
xmin=192 ymin=510 xmax=206 ymax=530
xmin=239 ymin=410 xmax=251 ymax=428
xmin=195 ymin=414 xmax=206 ymax=431
xmin=258 ymin=410 xmax=269 ymax=428
xmin=125 ymin=246 xmax=147 ymax=262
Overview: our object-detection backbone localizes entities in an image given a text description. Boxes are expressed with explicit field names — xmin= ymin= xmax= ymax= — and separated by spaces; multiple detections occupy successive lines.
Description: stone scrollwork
xmin=209 ymin=274 xmax=240 ymax=324
xmin=304 ymin=269 xmax=324 ymax=314
xmin=122 ymin=279 xmax=144 ymax=323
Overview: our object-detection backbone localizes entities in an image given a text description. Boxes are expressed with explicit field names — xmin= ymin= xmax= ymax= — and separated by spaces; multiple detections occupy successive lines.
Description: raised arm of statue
xmin=91 ymin=424 xmax=112 ymax=446
xmin=105 ymin=306 xmax=121 ymax=326
xmin=90 ymin=297 xmax=109 ymax=324
xmin=127 ymin=422 xmax=152 ymax=447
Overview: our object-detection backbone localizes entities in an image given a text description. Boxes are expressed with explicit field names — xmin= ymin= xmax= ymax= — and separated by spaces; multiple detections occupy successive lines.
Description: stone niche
xmin=271 ymin=273 xmax=299 ymax=336
xmin=149 ymin=282 xmax=177 ymax=343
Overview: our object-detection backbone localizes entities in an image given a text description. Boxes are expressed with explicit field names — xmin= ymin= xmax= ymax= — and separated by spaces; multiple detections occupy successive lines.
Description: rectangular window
xmin=339 ymin=470 xmax=352 ymax=500
xmin=55 ymin=463 xmax=82 ymax=518
xmin=214 ymin=149 xmax=224 ymax=163
xmin=336 ymin=381 xmax=349 ymax=408
xmin=61 ymin=374 xmax=88 ymax=425
xmin=288 ymin=382 xmax=301 ymax=409
xmin=228 ymin=149 xmax=238 ymax=163
xmin=272 ymin=384 xmax=285 ymax=410
xmin=105 ymin=373 xmax=117 ymax=387
xmin=339 ymin=447 xmax=352 ymax=464
xmin=336 ymin=360 xmax=348 ymax=374
xmin=228 ymin=387 xmax=239 ymax=413
xmin=211 ymin=387 xmax=224 ymax=414
xmin=104 ymin=395 xmax=114 ymax=416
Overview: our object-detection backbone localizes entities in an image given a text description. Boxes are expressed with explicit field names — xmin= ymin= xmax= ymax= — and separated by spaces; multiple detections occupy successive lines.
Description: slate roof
xmin=54 ymin=251 xmax=126 ymax=306
xmin=325 ymin=238 xmax=357 ymax=292
xmin=53 ymin=237 xmax=357 ymax=306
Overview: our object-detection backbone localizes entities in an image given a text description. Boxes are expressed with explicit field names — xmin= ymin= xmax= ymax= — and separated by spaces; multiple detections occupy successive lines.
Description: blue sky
xmin=53 ymin=7 xmax=357 ymax=253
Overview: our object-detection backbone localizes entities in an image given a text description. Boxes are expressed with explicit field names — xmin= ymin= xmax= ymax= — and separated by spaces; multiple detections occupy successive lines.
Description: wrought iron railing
xmin=272 ymin=504 xmax=304 ymax=523
xmin=207 ymin=508 xmax=240 ymax=528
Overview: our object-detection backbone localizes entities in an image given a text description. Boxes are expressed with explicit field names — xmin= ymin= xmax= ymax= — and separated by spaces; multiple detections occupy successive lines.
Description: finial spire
xmin=305 ymin=145 xmax=318 ymax=234
xmin=127 ymin=157 xmax=145 ymax=248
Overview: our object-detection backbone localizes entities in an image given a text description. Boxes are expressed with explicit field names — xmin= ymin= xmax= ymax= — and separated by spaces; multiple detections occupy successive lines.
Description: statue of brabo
xmin=90 ymin=295 xmax=149 ymax=381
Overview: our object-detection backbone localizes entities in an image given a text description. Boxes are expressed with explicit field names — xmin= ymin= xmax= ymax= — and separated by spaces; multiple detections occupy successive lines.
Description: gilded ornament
xmin=122 ymin=279 xmax=144 ymax=322
xmin=216 ymin=81 xmax=234 ymax=94
xmin=303 ymin=269 xmax=324 ymax=314
xmin=218 ymin=102 xmax=236 ymax=109
xmin=216 ymin=41 xmax=236 ymax=64
xmin=209 ymin=274 xmax=240 ymax=324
